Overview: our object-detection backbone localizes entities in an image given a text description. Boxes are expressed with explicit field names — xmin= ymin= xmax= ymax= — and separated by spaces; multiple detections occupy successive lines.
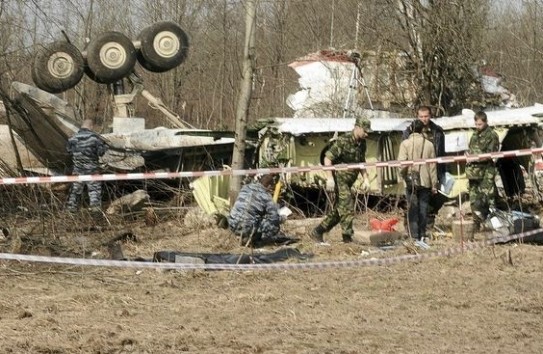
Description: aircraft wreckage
xmin=193 ymin=106 xmax=543 ymax=216
xmin=193 ymin=49 xmax=543 ymax=216
xmin=2 ymin=43 xmax=543 ymax=219
xmin=3 ymin=21 xmax=244 ymax=178
xmin=8 ymin=81 xmax=239 ymax=175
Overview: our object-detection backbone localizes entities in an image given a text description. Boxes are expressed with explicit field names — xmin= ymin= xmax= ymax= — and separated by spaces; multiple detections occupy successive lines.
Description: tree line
xmin=0 ymin=0 xmax=542 ymax=130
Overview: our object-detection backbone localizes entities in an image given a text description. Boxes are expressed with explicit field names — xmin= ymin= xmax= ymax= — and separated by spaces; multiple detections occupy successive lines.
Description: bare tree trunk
xmin=229 ymin=0 xmax=257 ymax=204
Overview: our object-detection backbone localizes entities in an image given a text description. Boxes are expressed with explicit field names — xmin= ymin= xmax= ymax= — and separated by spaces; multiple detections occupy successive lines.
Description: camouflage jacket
xmin=66 ymin=128 xmax=108 ymax=172
xmin=325 ymin=132 xmax=366 ymax=186
xmin=465 ymin=125 xmax=499 ymax=180
xmin=227 ymin=182 xmax=280 ymax=232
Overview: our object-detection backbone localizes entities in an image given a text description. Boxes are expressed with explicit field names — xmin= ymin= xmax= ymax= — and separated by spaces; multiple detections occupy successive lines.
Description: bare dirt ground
xmin=1 ymin=209 xmax=543 ymax=354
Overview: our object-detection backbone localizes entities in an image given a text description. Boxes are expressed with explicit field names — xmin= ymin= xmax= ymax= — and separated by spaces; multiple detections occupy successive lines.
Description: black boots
xmin=310 ymin=226 xmax=355 ymax=243
xmin=310 ymin=225 xmax=325 ymax=243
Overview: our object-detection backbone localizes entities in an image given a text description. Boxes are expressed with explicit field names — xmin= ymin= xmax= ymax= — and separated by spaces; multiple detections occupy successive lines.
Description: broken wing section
xmin=9 ymin=82 xmax=238 ymax=174
xmin=10 ymin=82 xmax=79 ymax=173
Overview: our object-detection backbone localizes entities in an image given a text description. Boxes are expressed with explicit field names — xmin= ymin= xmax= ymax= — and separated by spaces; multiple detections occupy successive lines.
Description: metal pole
xmin=342 ymin=65 xmax=357 ymax=118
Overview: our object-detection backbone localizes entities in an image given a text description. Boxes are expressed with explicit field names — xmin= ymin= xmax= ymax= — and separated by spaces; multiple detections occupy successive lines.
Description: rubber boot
xmin=310 ymin=225 xmax=325 ymax=243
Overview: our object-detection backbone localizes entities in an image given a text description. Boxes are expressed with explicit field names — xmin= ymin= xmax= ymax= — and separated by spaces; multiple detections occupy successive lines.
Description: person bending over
xmin=228 ymin=174 xmax=283 ymax=246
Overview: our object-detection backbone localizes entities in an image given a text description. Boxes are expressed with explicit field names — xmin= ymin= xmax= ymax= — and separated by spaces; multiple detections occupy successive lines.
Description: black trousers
xmin=406 ymin=186 xmax=431 ymax=240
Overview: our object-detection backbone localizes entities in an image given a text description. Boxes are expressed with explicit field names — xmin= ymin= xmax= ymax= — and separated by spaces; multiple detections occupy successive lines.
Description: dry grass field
xmin=0 ymin=209 xmax=542 ymax=353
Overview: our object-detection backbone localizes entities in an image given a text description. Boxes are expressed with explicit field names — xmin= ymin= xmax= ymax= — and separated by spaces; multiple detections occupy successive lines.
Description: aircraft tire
xmin=86 ymin=31 xmax=136 ymax=84
xmin=32 ymin=41 xmax=84 ymax=93
xmin=137 ymin=21 xmax=189 ymax=73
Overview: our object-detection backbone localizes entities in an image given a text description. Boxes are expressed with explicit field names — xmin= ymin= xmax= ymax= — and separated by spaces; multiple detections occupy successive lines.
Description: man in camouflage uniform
xmin=66 ymin=119 xmax=108 ymax=212
xmin=310 ymin=117 xmax=371 ymax=243
xmin=228 ymin=174 xmax=282 ymax=246
xmin=466 ymin=111 xmax=500 ymax=228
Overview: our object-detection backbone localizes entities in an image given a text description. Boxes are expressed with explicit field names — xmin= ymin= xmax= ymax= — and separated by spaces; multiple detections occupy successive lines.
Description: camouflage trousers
xmin=319 ymin=178 xmax=355 ymax=238
xmin=229 ymin=218 xmax=280 ymax=243
xmin=66 ymin=169 xmax=102 ymax=211
xmin=469 ymin=172 xmax=496 ymax=223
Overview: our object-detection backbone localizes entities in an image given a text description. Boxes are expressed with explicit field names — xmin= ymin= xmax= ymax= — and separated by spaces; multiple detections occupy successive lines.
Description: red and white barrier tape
xmin=2 ymin=147 xmax=543 ymax=186
xmin=0 ymin=228 xmax=540 ymax=271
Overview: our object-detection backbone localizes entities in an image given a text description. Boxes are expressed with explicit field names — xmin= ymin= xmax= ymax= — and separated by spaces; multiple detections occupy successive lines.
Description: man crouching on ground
xmin=228 ymin=174 xmax=283 ymax=246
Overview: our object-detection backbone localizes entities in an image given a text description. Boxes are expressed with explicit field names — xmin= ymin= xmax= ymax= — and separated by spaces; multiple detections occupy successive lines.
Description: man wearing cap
xmin=228 ymin=174 xmax=286 ymax=246
xmin=310 ymin=116 xmax=371 ymax=243
xmin=66 ymin=119 xmax=108 ymax=213
xmin=466 ymin=111 xmax=499 ymax=230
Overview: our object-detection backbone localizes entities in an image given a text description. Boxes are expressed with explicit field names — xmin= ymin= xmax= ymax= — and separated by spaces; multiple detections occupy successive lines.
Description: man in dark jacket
xmin=66 ymin=119 xmax=108 ymax=212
